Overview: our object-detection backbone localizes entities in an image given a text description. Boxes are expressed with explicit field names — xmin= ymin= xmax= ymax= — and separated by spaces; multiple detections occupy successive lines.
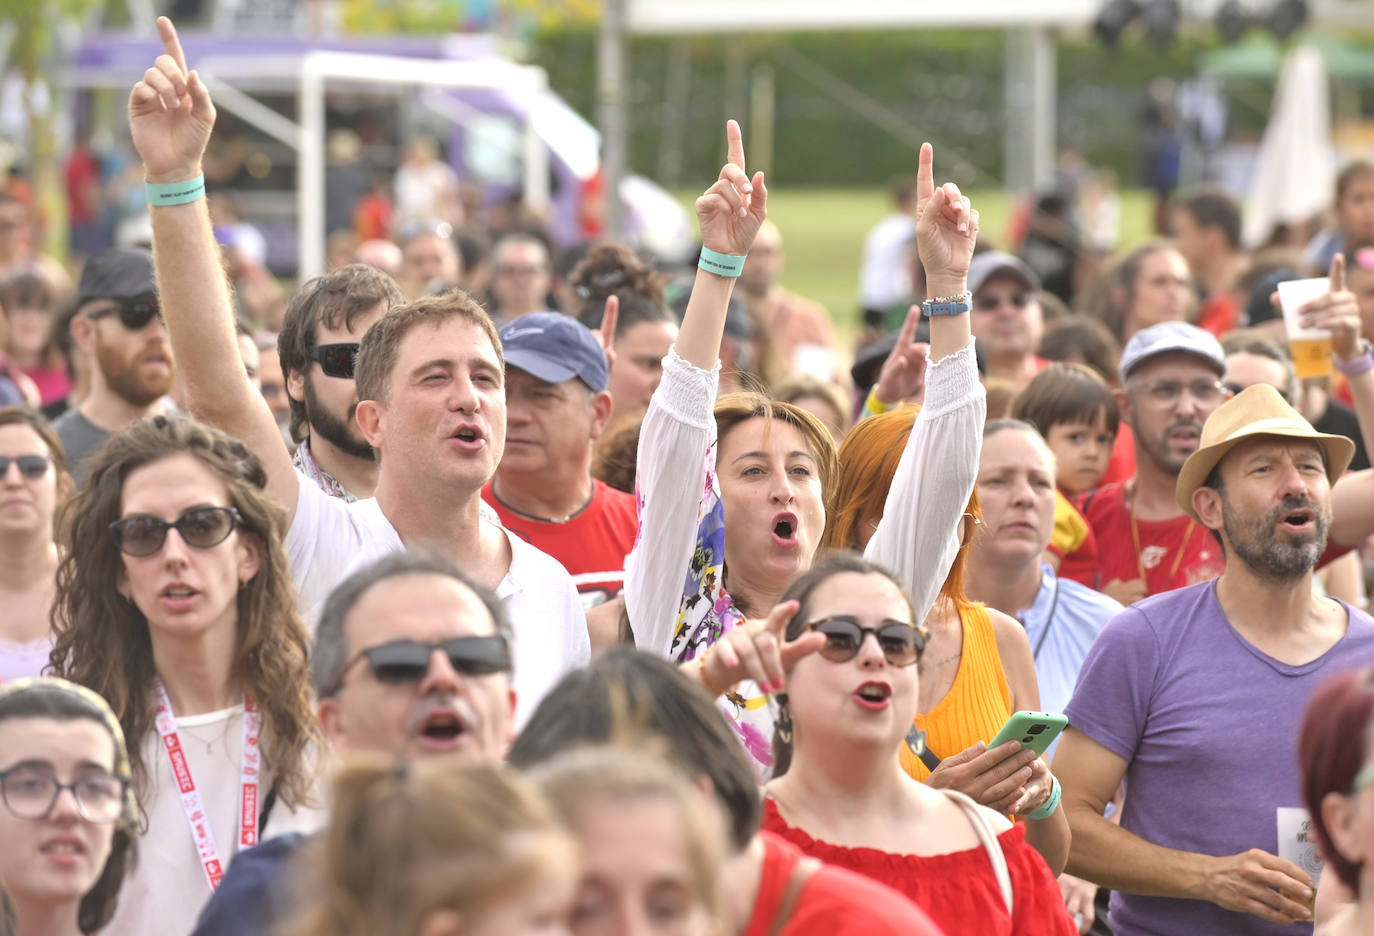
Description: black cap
xmin=77 ymin=248 xmax=156 ymax=307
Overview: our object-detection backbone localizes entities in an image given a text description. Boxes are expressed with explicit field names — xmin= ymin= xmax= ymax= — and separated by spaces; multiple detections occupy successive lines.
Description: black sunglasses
xmin=0 ymin=454 xmax=51 ymax=480
xmin=803 ymin=616 xmax=929 ymax=667
xmin=307 ymin=343 xmax=360 ymax=380
xmin=108 ymin=506 xmax=241 ymax=558
xmin=332 ymin=636 xmax=512 ymax=695
xmin=87 ymin=295 xmax=162 ymax=331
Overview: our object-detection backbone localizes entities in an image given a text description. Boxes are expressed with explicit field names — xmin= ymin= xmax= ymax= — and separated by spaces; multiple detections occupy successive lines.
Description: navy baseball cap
xmin=77 ymin=247 xmax=156 ymax=307
xmin=499 ymin=312 xmax=609 ymax=393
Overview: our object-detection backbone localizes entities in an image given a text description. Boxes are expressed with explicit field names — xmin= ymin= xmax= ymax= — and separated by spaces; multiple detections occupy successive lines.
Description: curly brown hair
xmin=48 ymin=415 xmax=320 ymax=811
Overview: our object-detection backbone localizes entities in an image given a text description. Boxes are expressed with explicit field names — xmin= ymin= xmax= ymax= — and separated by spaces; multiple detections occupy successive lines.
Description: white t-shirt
xmin=102 ymin=706 xmax=327 ymax=936
xmin=286 ymin=482 xmax=590 ymax=727
xmin=859 ymin=212 xmax=916 ymax=309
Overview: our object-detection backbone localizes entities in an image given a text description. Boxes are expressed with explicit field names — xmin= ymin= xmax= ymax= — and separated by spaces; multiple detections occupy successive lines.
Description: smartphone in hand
xmin=987 ymin=710 xmax=1068 ymax=759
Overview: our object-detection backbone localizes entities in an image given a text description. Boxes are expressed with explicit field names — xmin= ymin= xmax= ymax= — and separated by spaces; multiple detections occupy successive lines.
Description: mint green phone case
xmin=986 ymin=710 xmax=1069 ymax=758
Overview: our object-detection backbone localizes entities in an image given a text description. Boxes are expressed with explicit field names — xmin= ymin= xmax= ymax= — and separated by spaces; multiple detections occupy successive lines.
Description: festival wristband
xmin=698 ymin=246 xmax=746 ymax=278
xmin=1337 ymin=339 xmax=1374 ymax=378
xmin=146 ymin=175 xmax=207 ymax=207
xmin=863 ymin=387 xmax=893 ymax=417
xmin=1027 ymin=773 xmax=1062 ymax=821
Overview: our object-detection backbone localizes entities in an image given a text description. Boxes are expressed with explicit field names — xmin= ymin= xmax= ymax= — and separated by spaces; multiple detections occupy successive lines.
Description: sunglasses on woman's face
xmin=87 ymin=296 xmax=162 ymax=331
xmin=108 ymin=506 xmax=241 ymax=557
xmin=803 ymin=616 xmax=928 ymax=667
xmin=307 ymin=343 xmax=360 ymax=380
xmin=0 ymin=454 xmax=51 ymax=480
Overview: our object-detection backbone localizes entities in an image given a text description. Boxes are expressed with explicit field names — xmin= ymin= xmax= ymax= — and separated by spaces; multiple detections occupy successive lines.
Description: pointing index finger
xmin=766 ymin=600 xmax=799 ymax=641
xmin=599 ymin=295 xmax=618 ymax=355
xmin=1330 ymin=253 xmax=1347 ymax=294
xmin=916 ymin=142 xmax=934 ymax=206
xmin=726 ymin=119 xmax=746 ymax=171
xmin=157 ymin=16 xmax=188 ymax=75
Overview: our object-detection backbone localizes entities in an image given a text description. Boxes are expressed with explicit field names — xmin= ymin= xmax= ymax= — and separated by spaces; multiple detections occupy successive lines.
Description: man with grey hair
xmin=191 ymin=550 xmax=516 ymax=936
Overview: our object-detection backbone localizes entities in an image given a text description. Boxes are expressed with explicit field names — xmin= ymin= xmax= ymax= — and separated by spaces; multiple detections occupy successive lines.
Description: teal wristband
xmin=1027 ymin=774 xmax=1061 ymax=821
xmin=145 ymin=175 xmax=206 ymax=207
xmin=922 ymin=292 xmax=972 ymax=317
xmin=698 ymin=246 xmax=746 ymax=278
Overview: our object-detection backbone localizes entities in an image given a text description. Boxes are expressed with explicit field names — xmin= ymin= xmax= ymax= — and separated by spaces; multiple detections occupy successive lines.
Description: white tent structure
xmin=1242 ymin=46 xmax=1337 ymax=247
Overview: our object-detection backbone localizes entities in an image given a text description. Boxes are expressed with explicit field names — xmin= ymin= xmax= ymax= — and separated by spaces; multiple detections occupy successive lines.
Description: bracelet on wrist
xmin=1026 ymin=774 xmax=1062 ymax=821
xmin=922 ymin=292 xmax=972 ymax=318
xmin=1337 ymin=339 xmax=1374 ymax=378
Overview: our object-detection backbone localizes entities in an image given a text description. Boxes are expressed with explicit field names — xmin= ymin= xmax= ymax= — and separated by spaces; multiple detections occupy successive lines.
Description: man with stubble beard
xmin=277 ymin=264 xmax=404 ymax=500
xmin=53 ymin=247 xmax=175 ymax=485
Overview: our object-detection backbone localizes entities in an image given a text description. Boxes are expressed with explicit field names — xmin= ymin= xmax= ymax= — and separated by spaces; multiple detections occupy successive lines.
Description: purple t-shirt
xmin=1063 ymin=580 xmax=1374 ymax=936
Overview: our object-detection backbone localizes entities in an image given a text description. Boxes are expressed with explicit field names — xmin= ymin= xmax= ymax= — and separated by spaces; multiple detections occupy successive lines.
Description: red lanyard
xmin=152 ymin=679 xmax=262 ymax=892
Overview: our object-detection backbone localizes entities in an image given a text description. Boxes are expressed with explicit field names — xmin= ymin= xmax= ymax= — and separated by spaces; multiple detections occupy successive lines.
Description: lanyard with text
xmin=151 ymin=679 xmax=262 ymax=892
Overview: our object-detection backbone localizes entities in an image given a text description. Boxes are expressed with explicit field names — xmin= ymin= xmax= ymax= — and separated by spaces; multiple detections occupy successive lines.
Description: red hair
xmin=1299 ymin=667 xmax=1374 ymax=893
xmin=822 ymin=406 xmax=979 ymax=605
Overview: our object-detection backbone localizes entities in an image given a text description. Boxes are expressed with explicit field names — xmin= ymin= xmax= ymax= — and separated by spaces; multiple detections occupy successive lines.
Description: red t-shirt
xmin=482 ymin=478 xmax=638 ymax=607
xmin=743 ymin=831 xmax=944 ymax=936
xmin=1196 ymin=293 xmax=1240 ymax=338
xmin=1075 ymin=480 xmax=1224 ymax=594
xmin=762 ymin=800 xmax=1073 ymax=936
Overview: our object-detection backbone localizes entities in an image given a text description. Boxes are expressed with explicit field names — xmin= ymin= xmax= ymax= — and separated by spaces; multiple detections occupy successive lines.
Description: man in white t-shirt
xmin=131 ymin=19 xmax=587 ymax=726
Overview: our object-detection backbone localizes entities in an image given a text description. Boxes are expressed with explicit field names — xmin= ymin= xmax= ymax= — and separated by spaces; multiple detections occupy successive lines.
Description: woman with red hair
xmin=1299 ymin=667 xmax=1374 ymax=934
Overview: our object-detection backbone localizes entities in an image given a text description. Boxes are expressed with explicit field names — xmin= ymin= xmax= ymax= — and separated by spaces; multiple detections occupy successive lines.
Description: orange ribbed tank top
xmin=900 ymin=602 xmax=1013 ymax=783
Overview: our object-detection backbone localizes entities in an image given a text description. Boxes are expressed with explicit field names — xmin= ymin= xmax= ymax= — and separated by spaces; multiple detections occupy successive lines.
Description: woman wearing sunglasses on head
xmin=0 ymin=407 xmax=69 ymax=683
xmin=627 ymin=126 xmax=984 ymax=777
xmin=822 ymin=409 xmax=1070 ymax=876
xmin=746 ymin=554 xmax=1074 ymax=936
xmin=48 ymin=415 xmax=325 ymax=935
xmin=0 ymin=677 xmax=139 ymax=936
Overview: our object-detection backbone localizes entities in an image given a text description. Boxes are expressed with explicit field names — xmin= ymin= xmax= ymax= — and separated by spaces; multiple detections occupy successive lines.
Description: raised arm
xmin=864 ymin=144 xmax=984 ymax=624
xmin=625 ymin=121 xmax=766 ymax=654
xmin=132 ymin=17 xmax=300 ymax=520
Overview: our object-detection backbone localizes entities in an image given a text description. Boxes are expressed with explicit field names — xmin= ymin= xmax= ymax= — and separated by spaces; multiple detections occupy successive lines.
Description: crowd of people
xmin=5 ymin=15 xmax=1374 ymax=936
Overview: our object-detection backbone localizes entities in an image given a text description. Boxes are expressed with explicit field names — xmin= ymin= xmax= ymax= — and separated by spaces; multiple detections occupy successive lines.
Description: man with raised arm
xmin=129 ymin=18 xmax=587 ymax=724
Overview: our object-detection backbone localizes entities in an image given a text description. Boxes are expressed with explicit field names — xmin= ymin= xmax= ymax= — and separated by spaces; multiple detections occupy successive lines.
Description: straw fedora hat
xmin=1176 ymin=383 xmax=1354 ymax=522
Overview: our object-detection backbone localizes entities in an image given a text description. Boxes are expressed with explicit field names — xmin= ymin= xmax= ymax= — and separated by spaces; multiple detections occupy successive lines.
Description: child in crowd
xmin=1011 ymin=363 xmax=1119 ymax=581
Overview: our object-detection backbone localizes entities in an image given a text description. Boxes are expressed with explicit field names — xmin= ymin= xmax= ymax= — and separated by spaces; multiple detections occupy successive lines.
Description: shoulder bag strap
xmin=766 ymin=855 xmax=822 ymax=936
xmin=941 ymin=789 xmax=1014 ymax=917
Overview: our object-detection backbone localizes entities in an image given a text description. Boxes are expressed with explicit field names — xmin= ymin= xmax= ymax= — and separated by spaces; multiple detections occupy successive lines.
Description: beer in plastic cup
xmin=1276 ymin=276 xmax=1333 ymax=379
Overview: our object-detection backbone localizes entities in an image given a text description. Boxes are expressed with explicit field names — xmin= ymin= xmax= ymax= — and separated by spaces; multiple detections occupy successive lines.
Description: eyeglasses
xmin=108 ymin=506 xmax=241 ymax=557
xmin=974 ymin=292 xmax=1032 ymax=312
xmin=86 ymin=295 xmax=162 ymax=331
xmin=1130 ymin=378 xmax=1226 ymax=408
xmin=307 ymin=343 xmax=359 ymax=380
xmin=331 ymin=636 xmax=512 ymax=695
xmin=0 ymin=764 xmax=129 ymax=823
xmin=0 ymin=454 xmax=51 ymax=480
xmin=803 ymin=616 xmax=929 ymax=667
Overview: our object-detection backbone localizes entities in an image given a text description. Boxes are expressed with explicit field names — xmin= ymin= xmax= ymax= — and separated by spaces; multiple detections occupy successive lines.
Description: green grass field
xmin=675 ymin=187 xmax=1157 ymax=344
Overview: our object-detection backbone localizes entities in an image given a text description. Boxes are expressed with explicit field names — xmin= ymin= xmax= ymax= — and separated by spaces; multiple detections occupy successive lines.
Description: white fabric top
xmin=0 ymin=635 xmax=52 ymax=684
xmin=286 ymin=482 xmax=589 ymax=727
xmin=102 ymin=706 xmax=327 ymax=936
xmin=627 ymin=339 xmax=985 ymax=658
xmin=859 ymin=212 xmax=916 ymax=309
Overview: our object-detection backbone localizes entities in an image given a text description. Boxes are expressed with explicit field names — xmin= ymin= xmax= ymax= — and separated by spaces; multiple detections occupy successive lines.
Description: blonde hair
xmin=533 ymin=746 xmax=725 ymax=923
xmin=281 ymin=755 xmax=571 ymax=936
